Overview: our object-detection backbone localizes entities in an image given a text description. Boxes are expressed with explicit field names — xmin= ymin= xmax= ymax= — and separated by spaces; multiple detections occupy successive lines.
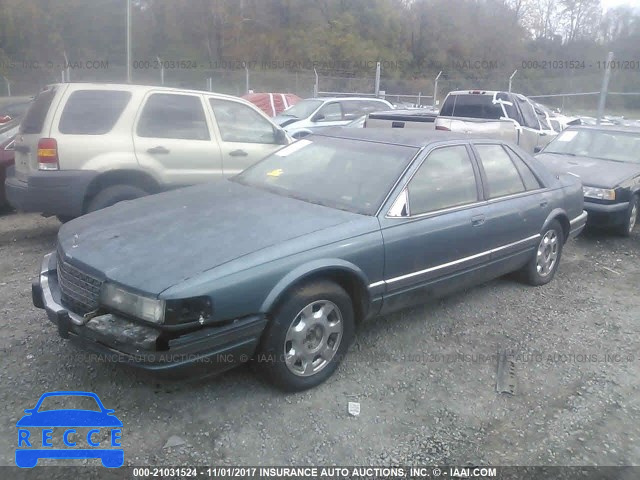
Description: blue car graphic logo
xmin=16 ymin=391 xmax=123 ymax=468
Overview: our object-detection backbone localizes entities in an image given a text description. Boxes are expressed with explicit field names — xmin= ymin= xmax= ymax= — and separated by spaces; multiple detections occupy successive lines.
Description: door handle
xmin=471 ymin=214 xmax=486 ymax=226
xmin=147 ymin=146 xmax=170 ymax=154
xmin=540 ymin=200 xmax=549 ymax=208
xmin=229 ymin=149 xmax=248 ymax=157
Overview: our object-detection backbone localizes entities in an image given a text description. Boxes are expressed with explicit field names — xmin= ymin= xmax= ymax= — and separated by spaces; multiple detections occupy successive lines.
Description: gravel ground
xmin=1 ymin=210 xmax=639 ymax=470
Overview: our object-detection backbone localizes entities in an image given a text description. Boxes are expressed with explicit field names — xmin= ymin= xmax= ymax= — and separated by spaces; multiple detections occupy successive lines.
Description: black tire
xmin=254 ymin=280 xmax=355 ymax=391
xmin=616 ymin=195 xmax=638 ymax=237
xmin=86 ymin=184 xmax=147 ymax=213
xmin=520 ymin=219 xmax=564 ymax=286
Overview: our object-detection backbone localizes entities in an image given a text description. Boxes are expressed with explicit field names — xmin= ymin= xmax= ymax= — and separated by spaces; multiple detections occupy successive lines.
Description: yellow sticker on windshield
xmin=267 ymin=168 xmax=284 ymax=177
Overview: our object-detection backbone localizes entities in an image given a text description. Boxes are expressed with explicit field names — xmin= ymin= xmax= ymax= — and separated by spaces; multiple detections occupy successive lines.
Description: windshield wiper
xmin=545 ymin=151 xmax=576 ymax=157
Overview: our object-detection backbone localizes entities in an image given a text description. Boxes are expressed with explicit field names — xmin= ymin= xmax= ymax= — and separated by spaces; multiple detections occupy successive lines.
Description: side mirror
xmin=311 ymin=113 xmax=324 ymax=122
xmin=274 ymin=128 xmax=289 ymax=145
xmin=533 ymin=146 xmax=542 ymax=154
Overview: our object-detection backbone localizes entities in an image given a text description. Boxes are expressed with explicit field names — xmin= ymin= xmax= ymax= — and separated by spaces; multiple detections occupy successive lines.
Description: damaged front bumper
xmin=32 ymin=252 xmax=268 ymax=377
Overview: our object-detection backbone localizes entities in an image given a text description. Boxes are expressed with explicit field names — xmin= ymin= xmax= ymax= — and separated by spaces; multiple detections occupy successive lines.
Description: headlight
xmin=100 ymin=283 xmax=165 ymax=324
xmin=583 ymin=186 xmax=616 ymax=201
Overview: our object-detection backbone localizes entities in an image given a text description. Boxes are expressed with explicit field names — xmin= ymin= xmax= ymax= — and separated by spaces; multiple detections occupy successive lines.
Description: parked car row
xmin=2 ymin=83 xmax=637 ymax=392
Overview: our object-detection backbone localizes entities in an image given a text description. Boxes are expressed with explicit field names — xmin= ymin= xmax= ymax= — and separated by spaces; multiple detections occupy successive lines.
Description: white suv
xmin=6 ymin=83 xmax=289 ymax=220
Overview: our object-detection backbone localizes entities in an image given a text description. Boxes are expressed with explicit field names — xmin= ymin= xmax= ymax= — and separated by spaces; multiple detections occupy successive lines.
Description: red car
xmin=0 ymin=121 xmax=19 ymax=208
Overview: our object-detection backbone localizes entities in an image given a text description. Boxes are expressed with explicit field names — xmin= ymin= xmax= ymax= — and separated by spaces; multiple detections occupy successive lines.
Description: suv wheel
xmin=254 ymin=280 xmax=355 ymax=391
xmin=86 ymin=185 xmax=147 ymax=213
xmin=520 ymin=220 xmax=564 ymax=286
xmin=617 ymin=195 xmax=638 ymax=237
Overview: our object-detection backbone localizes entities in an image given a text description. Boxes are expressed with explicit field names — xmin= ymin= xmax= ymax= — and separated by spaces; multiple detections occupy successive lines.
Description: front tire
xmin=254 ymin=280 xmax=355 ymax=391
xmin=521 ymin=220 xmax=564 ymax=286
xmin=616 ymin=195 xmax=638 ymax=237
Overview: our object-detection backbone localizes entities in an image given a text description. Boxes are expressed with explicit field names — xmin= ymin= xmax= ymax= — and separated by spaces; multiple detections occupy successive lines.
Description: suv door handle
xmin=471 ymin=214 xmax=486 ymax=226
xmin=229 ymin=149 xmax=248 ymax=157
xmin=147 ymin=146 xmax=170 ymax=154
xmin=540 ymin=200 xmax=549 ymax=208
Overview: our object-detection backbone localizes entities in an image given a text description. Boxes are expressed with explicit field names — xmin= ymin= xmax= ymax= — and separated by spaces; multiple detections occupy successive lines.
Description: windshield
xmin=233 ymin=136 xmax=419 ymax=215
xmin=544 ymin=129 xmax=640 ymax=163
xmin=280 ymin=99 xmax=323 ymax=119
xmin=36 ymin=395 xmax=102 ymax=412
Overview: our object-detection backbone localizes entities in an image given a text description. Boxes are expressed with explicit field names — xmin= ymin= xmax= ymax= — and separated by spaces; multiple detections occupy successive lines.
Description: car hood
xmin=536 ymin=153 xmax=640 ymax=187
xmin=58 ymin=181 xmax=365 ymax=295
xmin=17 ymin=410 xmax=122 ymax=427
xmin=272 ymin=115 xmax=301 ymax=128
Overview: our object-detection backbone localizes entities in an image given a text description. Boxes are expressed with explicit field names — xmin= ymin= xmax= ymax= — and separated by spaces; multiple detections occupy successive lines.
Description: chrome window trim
xmin=368 ymin=233 xmax=540 ymax=288
xmin=484 ymin=187 xmax=549 ymax=204
xmin=386 ymin=198 xmax=486 ymax=220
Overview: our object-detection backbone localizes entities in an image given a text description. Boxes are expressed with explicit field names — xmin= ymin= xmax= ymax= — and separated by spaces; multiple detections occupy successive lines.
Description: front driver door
xmin=208 ymin=98 xmax=285 ymax=176
xmin=377 ymin=144 xmax=489 ymax=314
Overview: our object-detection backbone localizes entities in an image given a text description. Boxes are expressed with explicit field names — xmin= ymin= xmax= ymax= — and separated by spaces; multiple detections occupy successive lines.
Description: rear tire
xmin=86 ymin=184 xmax=147 ymax=213
xmin=616 ymin=195 xmax=638 ymax=237
xmin=520 ymin=220 xmax=564 ymax=286
xmin=254 ymin=280 xmax=355 ymax=391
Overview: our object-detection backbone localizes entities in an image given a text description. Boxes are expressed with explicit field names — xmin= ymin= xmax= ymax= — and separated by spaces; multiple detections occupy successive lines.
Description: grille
xmin=57 ymin=248 xmax=103 ymax=315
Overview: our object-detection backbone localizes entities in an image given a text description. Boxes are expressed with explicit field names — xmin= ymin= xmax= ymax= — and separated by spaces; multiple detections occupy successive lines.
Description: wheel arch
xmin=260 ymin=259 xmax=372 ymax=324
xmin=543 ymin=208 xmax=570 ymax=243
xmin=83 ymin=169 xmax=161 ymax=212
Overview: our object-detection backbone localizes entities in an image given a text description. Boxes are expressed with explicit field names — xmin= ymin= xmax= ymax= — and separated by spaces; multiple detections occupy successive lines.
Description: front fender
xmin=543 ymin=207 xmax=570 ymax=242
xmin=259 ymin=258 xmax=371 ymax=313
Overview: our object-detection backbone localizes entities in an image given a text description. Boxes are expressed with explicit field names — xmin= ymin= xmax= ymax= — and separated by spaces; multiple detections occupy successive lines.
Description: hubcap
xmin=536 ymin=230 xmax=559 ymax=277
xmin=284 ymin=300 xmax=343 ymax=377
xmin=629 ymin=202 xmax=637 ymax=233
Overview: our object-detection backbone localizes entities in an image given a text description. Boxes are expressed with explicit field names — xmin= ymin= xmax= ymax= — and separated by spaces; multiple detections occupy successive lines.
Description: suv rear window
xmin=20 ymin=88 xmax=56 ymax=134
xmin=59 ymin=90 xmax=131 ymax=135
xmin=440 ymin=94 xmax=503 ymax=119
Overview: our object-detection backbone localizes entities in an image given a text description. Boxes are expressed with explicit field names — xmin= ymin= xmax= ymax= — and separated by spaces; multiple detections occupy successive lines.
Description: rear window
xmin=447 ymin=94 xmax=503 ymax=119
xmin=59 ymin=90 xmax=131 ymax=135
xmin=20 ymin=88 xmax=56 ymax=134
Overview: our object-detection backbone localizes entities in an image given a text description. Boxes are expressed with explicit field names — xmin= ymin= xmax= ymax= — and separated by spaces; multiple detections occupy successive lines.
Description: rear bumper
xmin=5 ymin=168 xmax=98 ymax=217
xmin=569 ymin=210 xmax=588 ymax=238
xmin=584 ymin=200 xmax=628 ymax=227
xmin=33 ymin=252 xmax=268 ymax=377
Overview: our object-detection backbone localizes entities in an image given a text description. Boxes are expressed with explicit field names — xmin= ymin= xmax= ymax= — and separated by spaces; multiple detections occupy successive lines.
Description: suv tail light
xmin=37 ymin=138 xmax=59 ymax=170
xmin=435 ymin=125 xmax=451 ymax=131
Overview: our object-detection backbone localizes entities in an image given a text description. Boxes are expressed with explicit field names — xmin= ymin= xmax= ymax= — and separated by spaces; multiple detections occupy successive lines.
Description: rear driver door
xmin=133 ymin=92 xmax=223 ymax=187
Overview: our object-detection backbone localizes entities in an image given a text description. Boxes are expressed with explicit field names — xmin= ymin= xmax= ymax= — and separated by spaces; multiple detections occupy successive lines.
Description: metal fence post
xmin=1 ymin=75 xmax=10 ymax=96
xmin=313 ymin=68 xmax=318 ymax=97
xmin=244 ymin=63 xmax=250 ymax=94
xmin=374 ymin=62 xmax=381 ymax=97
xmin=157 ymin=56 xmax=164 ymax=85
xmin=433 ymin=71 xmax=442 ymax=109
xmin=508 ymin=70 xmax=517 ymax=93
xmin=597 ymin=52 xmax=614 ymax=125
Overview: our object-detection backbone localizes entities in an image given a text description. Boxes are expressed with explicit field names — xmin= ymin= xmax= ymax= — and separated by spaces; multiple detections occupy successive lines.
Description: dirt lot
xmin=1 ymin=210 xmax=639 ymax=470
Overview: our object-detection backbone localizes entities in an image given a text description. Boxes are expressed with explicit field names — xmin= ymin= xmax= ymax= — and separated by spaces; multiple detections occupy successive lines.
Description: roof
xmin=310 ymin=96 xmax=393 ymax=103
xmin=567 ymin=125 xmax=640 ymax=134
xmin=47 ymin=82 xmax=245 ymax=102
xmin=313 ymin=127 xmax=483 ymax=148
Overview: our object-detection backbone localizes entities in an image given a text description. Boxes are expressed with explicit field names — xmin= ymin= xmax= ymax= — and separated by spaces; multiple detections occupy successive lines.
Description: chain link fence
xmin=1 ymin=61 xmax=639 ymax=118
